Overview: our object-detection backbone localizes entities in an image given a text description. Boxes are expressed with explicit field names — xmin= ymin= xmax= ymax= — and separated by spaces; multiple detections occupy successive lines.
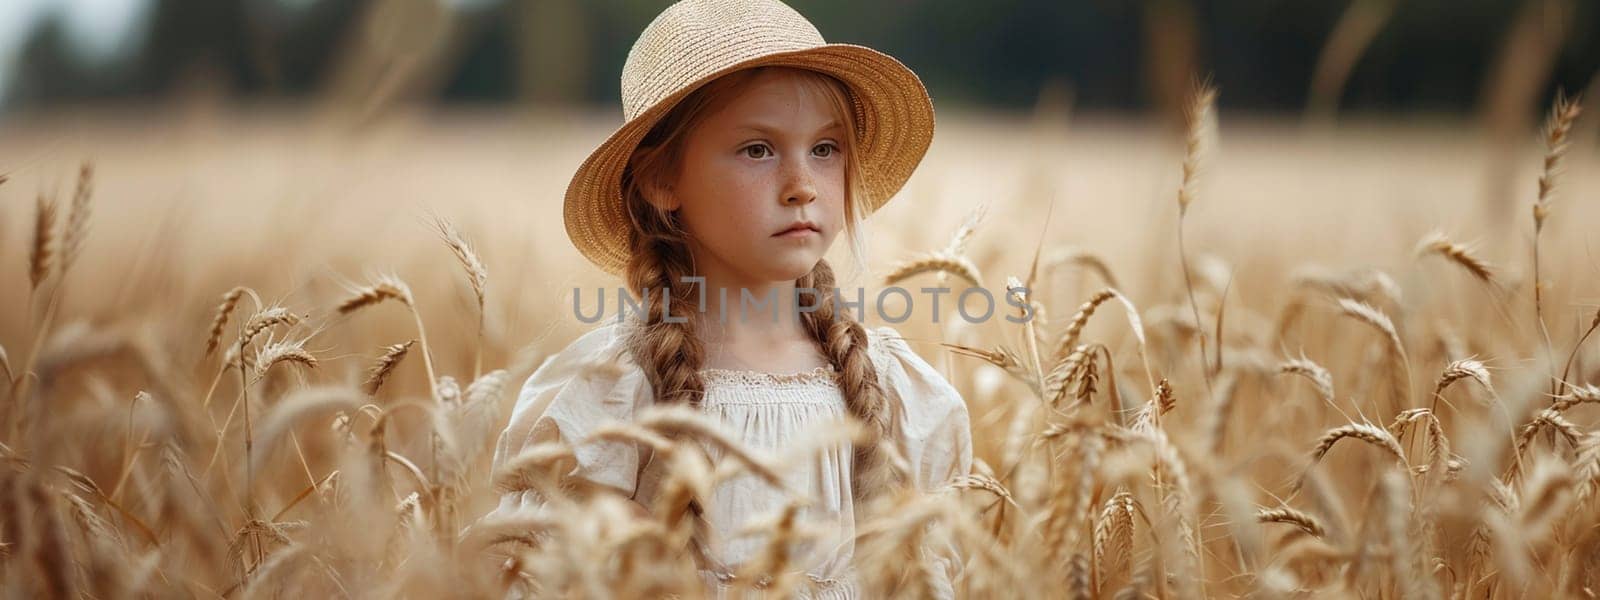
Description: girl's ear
xmin=640 ymin=179 xmax=681 ymax=212
xmin=629 ymin=143 xmax=682 ymax=212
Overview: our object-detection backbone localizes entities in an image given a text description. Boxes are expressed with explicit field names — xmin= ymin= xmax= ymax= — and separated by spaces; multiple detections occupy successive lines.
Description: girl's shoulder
xmin=496 ymin=321 xmax=651 ymax=498
xmin=522 ymin=321 xmax=631 ymax=382
xmin=862 ymin=325 xmax=966 ymax=416
xmin=532 ymin=321 xmax=639 ymax=378
xmin=504 ymin=322 xmax=648 ymax=436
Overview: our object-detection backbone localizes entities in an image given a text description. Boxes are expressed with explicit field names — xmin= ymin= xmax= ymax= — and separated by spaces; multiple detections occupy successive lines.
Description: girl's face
xmin=665 ymin=68 xmax=848 ymax=286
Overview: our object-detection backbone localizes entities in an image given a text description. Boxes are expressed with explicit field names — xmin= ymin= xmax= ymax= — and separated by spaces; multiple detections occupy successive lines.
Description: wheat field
xmin=1 ymin=94 xmax=1599 ymax=598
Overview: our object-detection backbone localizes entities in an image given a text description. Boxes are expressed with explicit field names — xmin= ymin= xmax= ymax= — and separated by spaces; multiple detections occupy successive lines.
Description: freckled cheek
xmin=707 ymin=176 xmax=772 ymax=238
xmin=694 ymin=159 xmax=768 ymax=206
xmin=678 ymin=158 xmax=755 ymax=223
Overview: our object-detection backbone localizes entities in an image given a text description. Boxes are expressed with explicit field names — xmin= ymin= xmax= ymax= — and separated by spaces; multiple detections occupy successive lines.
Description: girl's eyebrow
xmin=734 ymin=120 xmax=844 ymax=136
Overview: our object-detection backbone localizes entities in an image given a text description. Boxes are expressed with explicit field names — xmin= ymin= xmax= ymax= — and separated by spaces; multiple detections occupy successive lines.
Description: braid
xmin=622 ymin=192 xmax=707 ymax=409
xmin=799 ymin=259 xmax=905 ymax=503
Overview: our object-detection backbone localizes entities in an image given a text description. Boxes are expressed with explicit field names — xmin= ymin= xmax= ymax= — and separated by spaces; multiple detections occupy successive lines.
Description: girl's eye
xmin=743 ymin=144 xmax=772 ymax=159
xmin=812 ymin=142 xmax=838 ymax=158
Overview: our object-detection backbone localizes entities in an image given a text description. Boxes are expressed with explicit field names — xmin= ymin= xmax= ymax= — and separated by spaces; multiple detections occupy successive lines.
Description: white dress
xmin=485 ymin=322 xmax=973 ymax=599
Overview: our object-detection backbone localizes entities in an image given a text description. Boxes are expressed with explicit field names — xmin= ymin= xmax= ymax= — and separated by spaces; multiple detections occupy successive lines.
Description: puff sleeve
xmin=485 ymin=322 xmax=654 ymax=518
xmin=866 ymin=326 xmax=974 ymax=493
xmin=866 ymin=326 xmax=974 ymax=599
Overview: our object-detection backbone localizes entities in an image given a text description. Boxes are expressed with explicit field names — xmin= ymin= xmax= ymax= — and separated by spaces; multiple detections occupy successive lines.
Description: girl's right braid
xmin=620 ymin=208 xmax=715 ymax=550
xmin=623 ymin=221 xmax=707 ymax=409
xmin=799 ymin=259 xmax=906 ymax=502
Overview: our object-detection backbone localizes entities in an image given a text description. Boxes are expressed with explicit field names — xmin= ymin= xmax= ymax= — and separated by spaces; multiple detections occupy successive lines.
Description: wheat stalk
xmin=942 ymin=202 xmax=989 ymax=257
xmin=1550 ymin=384 xmax=1599 ymax=413
xmin=947 ymin=473 xmax=1016 ymax=507
xmin=1533 ymin=92 xmax=1582 ymax=399
xmin=1050 ymin=289 xmax=1117 ymax=365
xmin=1130 ymin=378 xmax=1176 ymax=432
xmin=1336 ymin=298 xmax=1413 ymax=409
xmin=59 ymin=162 xmax=94 ymax=277
xmin=7 ymin=164 xmax=97 ymax=443
xmin=1257 ymin=506 xmax=1327 ymax=538
xmin=28 ymin=192 xmax=57 ymax=290
xmin=883 ymin=252 xmax=984 ymax=289
xmin=241 ymin=307 xmax=304 ymax=347
xmin=1279 ymin=356 xmax=1336 ymax=404
xmin=1532 ymin=92 xmax=1581 ymax=231
xmin=1505 ymin=409 xmax=1586 ymax=486
xmin=1509 ymin=409 xmax=1585 ymax=482
xmin=631 ymin=405 xmax=787 ymax=489
xmin=1415 ymin=230 xmax=1497 ymax=285
xmin=1007 ymin=277 xmax=1047 ymax=395
xmin=1095 ymin=492 xmax=1136 ymax=585
xmin=432 ymin=215 xmax=489 ymax=378
xmin=1176 ymin=78 xmax=1220 ymax=406
xmin=1570 ymin=433 xmax=1600 ymax=510
xmin=338 ymin=273 xmax=436 ymax=405
xmin=1388 ymin=408 xmax=1451 ymax=484
xmin=204 ymin=287 xmax=252 ymax=356
xmin=1177 ymin=79 xmax=1218 ymax=215
xmin=1435 ymin=359 xmax=1491 ymax=395
xmin=251 ymin=338 xmax=318 ymax=383
xmin=1044 ymin=344 xmax=1094 ymax=409
xmin=1431 ymin=359 xmax=1492 ymax=414
xmin=1307 ymin=423 xmax=1407 ymax=469
xmin=337 ymin=274 xmax=415 ymax=313
xmin=362 ymin=340 xmax=415 ymax=396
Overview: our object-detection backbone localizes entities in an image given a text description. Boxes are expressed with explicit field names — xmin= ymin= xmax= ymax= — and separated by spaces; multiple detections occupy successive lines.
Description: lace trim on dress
xmin=698 ymin=365 xmax=839 ymax=387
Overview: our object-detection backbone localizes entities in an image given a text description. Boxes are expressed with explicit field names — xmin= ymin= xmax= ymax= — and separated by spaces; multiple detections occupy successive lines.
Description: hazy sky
xmin=0 ymin=0 xmax=155 ymax=101
xmin=0 ymin=0 xmax=499 ymax=104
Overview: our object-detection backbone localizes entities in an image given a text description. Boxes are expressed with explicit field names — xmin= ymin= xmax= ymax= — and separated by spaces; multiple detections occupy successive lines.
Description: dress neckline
xmin=697 ymin=364 xmax=838 ymax=386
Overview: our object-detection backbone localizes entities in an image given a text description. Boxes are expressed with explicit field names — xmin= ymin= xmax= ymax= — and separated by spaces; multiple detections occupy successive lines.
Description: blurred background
xmin=1 ymin=0 xmax=1597 ymax=378
xmin=2 ymin=0 xmax=1596 ymax=117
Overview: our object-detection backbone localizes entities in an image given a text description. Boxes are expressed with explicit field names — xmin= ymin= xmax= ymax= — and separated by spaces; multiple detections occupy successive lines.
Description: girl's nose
xmin=780 ymin=162 xmax=818 ymax=206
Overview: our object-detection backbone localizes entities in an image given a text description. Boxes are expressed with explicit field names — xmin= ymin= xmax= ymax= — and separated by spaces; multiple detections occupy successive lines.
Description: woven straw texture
xmin=563 ymin=0 xmax=936 ymax=277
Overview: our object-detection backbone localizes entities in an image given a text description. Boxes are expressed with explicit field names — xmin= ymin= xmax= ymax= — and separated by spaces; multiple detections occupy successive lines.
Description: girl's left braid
xmin=798 ymin=259 xmax=905 ymax=503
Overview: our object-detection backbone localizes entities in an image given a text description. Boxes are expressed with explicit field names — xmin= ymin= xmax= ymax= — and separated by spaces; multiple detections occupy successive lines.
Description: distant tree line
xmin=9 ymin=0 xmax=1597 ymax=117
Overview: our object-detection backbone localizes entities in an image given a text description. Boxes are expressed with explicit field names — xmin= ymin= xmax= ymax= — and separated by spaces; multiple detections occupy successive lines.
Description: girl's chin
xmin=743 ymin=256 xmax=822 ymax=281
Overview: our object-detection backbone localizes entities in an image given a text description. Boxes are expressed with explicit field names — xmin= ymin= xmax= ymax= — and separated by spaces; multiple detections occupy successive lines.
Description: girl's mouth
xmin=774 ymin=220 xmax=821 ymax=237
xmin=775 ymin=228 xmax=819 ymax=239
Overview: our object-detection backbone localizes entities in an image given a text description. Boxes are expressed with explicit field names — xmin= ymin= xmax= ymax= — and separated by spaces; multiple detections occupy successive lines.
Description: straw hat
xmin=563 ymin=0 xmax=935 ymax=277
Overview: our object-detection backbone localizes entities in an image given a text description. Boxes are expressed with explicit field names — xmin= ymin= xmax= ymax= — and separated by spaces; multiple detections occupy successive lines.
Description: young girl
xmin=487 ymin=0 xmax=972 ymax=597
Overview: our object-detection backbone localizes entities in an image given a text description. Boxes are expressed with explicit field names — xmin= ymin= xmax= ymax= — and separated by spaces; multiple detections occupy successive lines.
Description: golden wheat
xmin=28 ymin=193 xmax=56 ymax=291
xmin=1415 ymin=230 xmax=1497 ymax=285
xmin=363 ymin=340 xmax=416 ymax=396
xmin=3 ymin=109 xmax=1600 ymax=599
xmin=882 ymin=252 xmax=984 ymax=289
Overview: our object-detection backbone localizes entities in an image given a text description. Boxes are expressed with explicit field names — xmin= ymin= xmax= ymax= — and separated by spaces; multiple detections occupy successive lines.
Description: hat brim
xmin=563 ymin=43 xmax=935 ymax=278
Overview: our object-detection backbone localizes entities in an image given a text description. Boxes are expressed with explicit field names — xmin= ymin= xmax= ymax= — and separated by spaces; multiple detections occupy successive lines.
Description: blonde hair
xmin=618 ymin=66 xmax=903 ymax=503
